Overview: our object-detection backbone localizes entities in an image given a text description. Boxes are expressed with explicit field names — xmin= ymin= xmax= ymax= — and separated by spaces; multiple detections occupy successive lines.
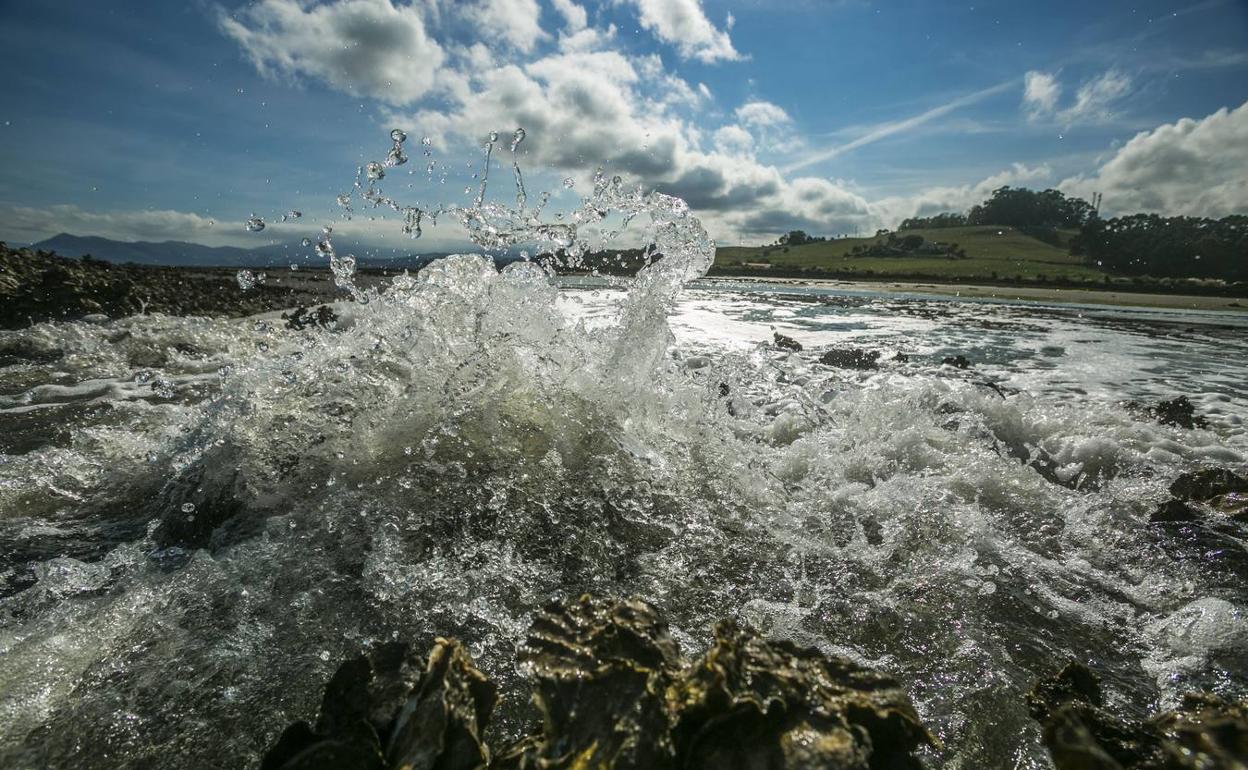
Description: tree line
xmin=899 ymin=186 xmax=1246 ymax=281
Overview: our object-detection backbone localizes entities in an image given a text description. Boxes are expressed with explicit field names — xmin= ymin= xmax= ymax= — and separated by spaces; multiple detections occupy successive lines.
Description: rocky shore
xmin=0 ymin=243 xmax=347 ymax=329
xmin=265 ymin=595 xmax=1248 ymax=770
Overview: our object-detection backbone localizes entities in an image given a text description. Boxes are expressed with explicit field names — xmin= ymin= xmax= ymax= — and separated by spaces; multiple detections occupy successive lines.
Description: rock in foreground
xmin=1028 ymin=662 xmax=1248 ymax=769
xmin=264 ymin=595 xmax=937 ymax=770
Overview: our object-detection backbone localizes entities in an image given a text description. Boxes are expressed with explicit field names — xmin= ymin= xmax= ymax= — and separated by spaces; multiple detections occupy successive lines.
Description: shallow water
xmin=1 ymin=272 xmax=1246 ymax=768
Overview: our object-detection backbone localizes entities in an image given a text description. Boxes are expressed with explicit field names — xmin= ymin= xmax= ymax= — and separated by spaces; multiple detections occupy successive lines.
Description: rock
xmin=502 ymin=596 xmax=937 ymax=769
xmin=1028 ymin=662 xmax=1248 ymax=770
xmin=942 ymin=355 xmax=972 ymax=369
xmin=283 ymin=305 xmax=340 ymax=331
xmin=1126 ymin=396 xmax=1209 ymax=430
xmin=668 ymin=618 xmax=937 ymax=770
xmin=893 ymin=351 xmax=910 ymax=363
xmin=499 ymin=595 xmax=683 ymax=769
xmin=260 ymin=640 xmax=495 ymax=770
xmin=1152 ymin=468 xmax=1248 ymax=525
xmin=1169 ymin=468 xmax=1248 ymax=502
xmin=819 ymin=348 xmax=880 ymax=370
xmin=1150 ymin=499 xmax=1200 ymax=523
xmin=267 ymin=595 xmax=936 ymax=770
xmin=773 ymin=331 xmax=803 ymax=352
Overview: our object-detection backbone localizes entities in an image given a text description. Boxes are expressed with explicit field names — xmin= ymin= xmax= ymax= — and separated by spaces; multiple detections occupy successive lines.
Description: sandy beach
xmin=703 ymin=275 xmax=1248 ymax=312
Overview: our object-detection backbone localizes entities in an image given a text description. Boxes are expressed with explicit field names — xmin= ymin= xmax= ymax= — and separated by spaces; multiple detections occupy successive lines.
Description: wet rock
xmin=1028 ymin=662 xmax=1248 ymax=769
xmin=1152 ymin=468 xmax=1248 ymax=524
xmin=668 ymin=618 xmax=937 ymax=770
xmin=499 ymin=595 xmax=682 ymax=769
xmin=819 ymin=348 xmax=880 ymax=370
xmin=892 ymin=351 xmax=910 ymax=363
xmin=261 ymin=640 xmax=495 ymax=770
xmin=1169 ymin=468 xmax=1248 ymax=502
xmin=773 ymin=331 xmax=803 ymax=352
xmin=266 ymin=596 xmax=936 ymax=770
xmin=1125 ymin=396 xmax=1209 ymax=430
xmin=942 ymin=354 xmax=972 ymax=369
xmin=283 ymin=304 xmax=340 ymax=331
xmin=1150 ymin=499 xmax=1200 ymax=523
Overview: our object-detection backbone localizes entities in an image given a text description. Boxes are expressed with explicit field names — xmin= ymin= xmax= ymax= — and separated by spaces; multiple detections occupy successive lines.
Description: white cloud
xmin=1022 ymin=71 xmax=1060 ymax=117
xmin=713 ymin=125 xmax=754 ymax=156
xmin=735 ymin=101 xmax=791 ymax=128
xmin=466 ymin=0 xmax=548 ymax=53
xmin=1060 ymin=99 xmax=1248 ymax=218
xmin=551 ymin=0 xmax=588 ymax=31
xmin=628 ymin=0 xmax=741 ymax=63
xmin=219 ymin=0 xmax=446 ymax=106
xmin=1058 ymin=70 xmax=1131 ymax=125
xmin=1 ymin=204 xmax=222 ymax=246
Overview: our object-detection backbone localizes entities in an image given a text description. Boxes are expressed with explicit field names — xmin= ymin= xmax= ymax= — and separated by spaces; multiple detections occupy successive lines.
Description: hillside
xmin=715 ymin=226 xmax=1105 ymax=283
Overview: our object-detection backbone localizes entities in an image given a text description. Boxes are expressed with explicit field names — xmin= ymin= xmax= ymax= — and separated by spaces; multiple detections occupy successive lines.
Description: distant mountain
xmin=28 ymin=233 xmax=457 ymax=269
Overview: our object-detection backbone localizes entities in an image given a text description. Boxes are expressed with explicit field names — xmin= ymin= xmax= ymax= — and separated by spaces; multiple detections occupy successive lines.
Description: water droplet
xmin=181 ymin=502 xmax=196 ymax=513
xmin=563 ymin=177 xmax=575 ymax=189
xmin=390 ymin=128 xmax=407 ymax=143
xmin=510 ymin=127 xmax=526 ymax=152
xmin=245 ymin=215 xmax=265 ymax=232
xmin=286 ymin=210 xmax=302 ymax=219
xmin=289 ymin=263 xmax=299 ymax=271
xmin=365 ymin=161 xmax=385 ymax=181
xmin=301 ymin=237 xmax=312 ymax=247
xmin=236 ymin=269 xmax=257 ymax=291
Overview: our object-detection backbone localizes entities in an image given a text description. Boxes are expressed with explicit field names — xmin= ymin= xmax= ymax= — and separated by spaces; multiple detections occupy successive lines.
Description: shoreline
xmin=700 ymin=275 xmax=1248 ymax=312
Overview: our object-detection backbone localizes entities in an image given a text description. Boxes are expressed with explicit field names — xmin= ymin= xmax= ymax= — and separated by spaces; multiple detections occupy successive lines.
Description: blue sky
xmin=1 ymin=0 xmax=1246 ymax=253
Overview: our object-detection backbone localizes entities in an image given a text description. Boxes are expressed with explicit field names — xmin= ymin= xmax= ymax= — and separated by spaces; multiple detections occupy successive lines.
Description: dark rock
xmin=1152 ymin=468 xmax=1248 ymax=525
xmin=893 ymin=351 xmax=910 ymax=363
xmin=819 ymin=348 xmax=880 ymax=370
xmin=1154 ymin=396 xmax=1209 ymax=429
xmin=260 ymin=640 xmax=494 ymax=770
xmin=942 ymin=355 xmax=972 ymax=369
xmin=267 ymin=595 xmax=936 ymax=770
xmin=1151 ymin=499 xmax=1200 ymax=523
xmin=773 ymin=331 xmax=803 ymax=352
xmin=283 ymin=305 xmax=340 ymax=331
xmin=1169 ymin=468 xmax=1248 ymax=502
xmin=1126 ymin=396 xmax=1209 ymax=430
xmin=1028 ymin=663 xmax=1248 ymax=769
xmin=500 ymin=595 xmax=682 ymax=769
xmin=669 ymin=618 xmax=937 ymax=770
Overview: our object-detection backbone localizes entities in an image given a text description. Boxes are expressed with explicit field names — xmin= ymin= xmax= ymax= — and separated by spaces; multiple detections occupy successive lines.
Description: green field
xmin=715 ymin=226 xmax=1107 ymax=283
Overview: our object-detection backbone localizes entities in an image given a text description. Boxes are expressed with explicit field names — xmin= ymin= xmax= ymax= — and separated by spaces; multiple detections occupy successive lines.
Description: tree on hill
xmin=967 ymin=187 xmax=1094 ymax=229
xmin=898 ymin=212 xmax=967 ymax=230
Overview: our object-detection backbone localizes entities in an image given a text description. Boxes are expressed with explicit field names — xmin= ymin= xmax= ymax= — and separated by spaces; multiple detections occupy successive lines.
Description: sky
xmin=1 ymin=0 xmax=1246 ymax=254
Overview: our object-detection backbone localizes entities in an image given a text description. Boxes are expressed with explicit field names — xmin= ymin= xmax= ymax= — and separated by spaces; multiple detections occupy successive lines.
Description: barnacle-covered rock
xmin=671 ymin=619 xmax=937 ymax=770
xmin=1028 ymin=662 xmax=1248 ymax=769
xmin=260 ymin=639 xmax=495 ymax=770
xmin=264 ymin=596 xmax=935 ymax=770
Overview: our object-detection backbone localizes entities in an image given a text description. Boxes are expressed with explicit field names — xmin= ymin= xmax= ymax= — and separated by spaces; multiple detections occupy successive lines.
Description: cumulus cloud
xmin=550 ymin=0 xmax=588 ymax=31
xmin=1060 ymin=99 xmax=1248 ymax=218
xmin=628 ymin=0 xmax=741 ymax=63
xmin=466 ymin=0 xmax=548 ymax=53
xmin=735 ymin=101 xmax=791 ymax=128
xmin=219 ymin=0 xmax=445 ymax=105
xmin=1058 ymin=69 xmax=1131 ymax=125
xmin=1022 ymin=71 xmax=1060 ymax=117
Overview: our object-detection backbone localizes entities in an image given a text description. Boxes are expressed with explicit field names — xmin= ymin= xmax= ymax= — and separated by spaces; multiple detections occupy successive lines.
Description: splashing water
xmin=1 ymin=129 xmax=1246 ymax=770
